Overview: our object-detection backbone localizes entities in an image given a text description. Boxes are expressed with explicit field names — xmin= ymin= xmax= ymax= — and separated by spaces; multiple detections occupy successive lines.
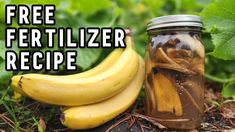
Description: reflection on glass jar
xmin=145 ymin=15 xmax=204 ymax=129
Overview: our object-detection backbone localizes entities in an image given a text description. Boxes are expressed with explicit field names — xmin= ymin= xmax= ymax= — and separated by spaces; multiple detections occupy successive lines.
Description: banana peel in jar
xmin=181 ymin=78 xmax=204 ymax=105
xmin=155 ymin=48 xmax=195 ymax=74
xmin=191 ymin=56 xmax=204 ymax=75
xmin=145 ymin=52 xmax=152 ymax=74
xmin=145 ymin=53 xmax=157 ymax=115
xmin=166 ymin=47 xmax=204 ymax=75
xmin=152 ymin=72 xmax=183 ymax=116
xmin=175 ymin=34 xmax=204 ymax=58
xmin=145 ymin=73 xmax=157 ymax=115
xmin=156 ymin=48 xmax=176 ymax=64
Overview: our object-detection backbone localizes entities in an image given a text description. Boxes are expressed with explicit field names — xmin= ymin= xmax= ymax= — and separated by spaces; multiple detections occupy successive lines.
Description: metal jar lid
xmin=147 ymin=15 xmax=202 ymax=31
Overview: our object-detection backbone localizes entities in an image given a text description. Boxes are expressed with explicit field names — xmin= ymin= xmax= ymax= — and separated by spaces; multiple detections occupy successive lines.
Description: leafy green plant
xmin=201 ymin=0 xmax=235 ymax=99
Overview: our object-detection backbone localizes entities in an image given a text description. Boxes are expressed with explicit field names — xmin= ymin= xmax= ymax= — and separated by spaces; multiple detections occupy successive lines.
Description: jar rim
xmin=147 ymin=15 xmax=202 ymax=31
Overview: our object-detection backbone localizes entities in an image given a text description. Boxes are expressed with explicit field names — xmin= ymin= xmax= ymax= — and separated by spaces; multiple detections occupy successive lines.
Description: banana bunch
xmin=10 ymin=32 xmax=145 ymax=129
xmin=61 ymin=57 xmax=144 ymax=129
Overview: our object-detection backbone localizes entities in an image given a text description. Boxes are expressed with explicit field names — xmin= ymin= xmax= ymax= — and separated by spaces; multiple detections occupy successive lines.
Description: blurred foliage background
xmin=0 ymin=0 xmax=234 ymax=104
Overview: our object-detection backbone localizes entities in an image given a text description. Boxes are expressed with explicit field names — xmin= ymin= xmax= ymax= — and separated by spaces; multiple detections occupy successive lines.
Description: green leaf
xmin=0 ymin=1 xmax=7 ymax=22
xmin=0 ymin=40 xmax=14 ymax=88
xmin=223 ymin=81 xmax=235 ymax=99
xmin=65 ymin=48 xmax=105 ymax=71
xmin=0 ymin=40 xmax=19 ymax=59
xmin=201 ymin=0 xmax=235 ymax=60
xmin=205 ymin=56 xmax=235 ymax=77
xmin=143 ymin=0 xmax=165 ymax=15
xmin=75 ymin=48 xmax=103 ymax=71
xmin=0 ymin=1 xmax=7 ymax=40
xmin=70 ymin=0 xmax=112 ymax=16
xmin=83 ymin=7 xmax=123 ymax=27
xmin=202 ymin=32 xmax=214 ymax=53
xmin=0 ymin=59 xmax=12 ymax=89
xmin=10 ymin=0 xmax=60 ymax=5
xmin=0 ymin=22 xmax=6 ymax=40
xmin=0 ymin=40 xmax=5 ymax=59
xmin=175 ymin=0 xmax=204 ymax=14
xmin=115 ymin=0 xmax=132 ymax=8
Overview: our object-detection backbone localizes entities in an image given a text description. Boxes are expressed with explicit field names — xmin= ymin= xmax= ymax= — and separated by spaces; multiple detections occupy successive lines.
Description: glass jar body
xmin=145 ymin=27 xmax=204 ymax=129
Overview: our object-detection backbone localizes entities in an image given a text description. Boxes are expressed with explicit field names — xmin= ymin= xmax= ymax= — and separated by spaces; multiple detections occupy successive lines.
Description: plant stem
xmin=205 ymin=73 xmax=235 ymax=83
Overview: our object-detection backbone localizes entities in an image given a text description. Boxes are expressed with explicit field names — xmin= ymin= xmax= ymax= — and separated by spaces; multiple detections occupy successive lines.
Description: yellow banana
xmin=64 ymin=48 xmax=123 ymax=78
xmin=61 ymin=56 xmax=145 ymax=129
xmin=11 ymin=35 xmax=139 ymax=106
xmin=11 ymin=48 xmax=123 ymax=95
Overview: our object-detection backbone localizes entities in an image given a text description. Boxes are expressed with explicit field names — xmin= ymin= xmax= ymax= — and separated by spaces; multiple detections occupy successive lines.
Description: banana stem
xmin=124 ymin=29 xmax=134 ymax=49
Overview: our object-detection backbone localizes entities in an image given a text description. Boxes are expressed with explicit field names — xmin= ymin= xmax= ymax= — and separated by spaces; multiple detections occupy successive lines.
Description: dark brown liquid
xmin=145 ymin=32 xmax=204 ymax=129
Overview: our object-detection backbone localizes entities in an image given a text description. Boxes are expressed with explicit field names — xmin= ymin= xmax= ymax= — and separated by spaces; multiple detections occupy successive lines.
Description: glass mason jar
xmin=145 ymin=15 xmax=204 ymax=129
